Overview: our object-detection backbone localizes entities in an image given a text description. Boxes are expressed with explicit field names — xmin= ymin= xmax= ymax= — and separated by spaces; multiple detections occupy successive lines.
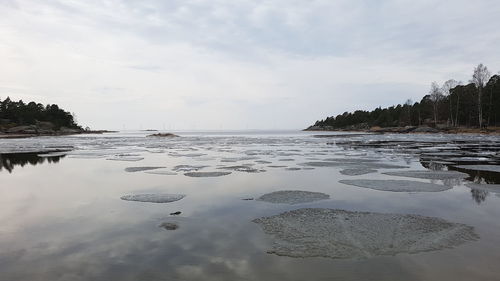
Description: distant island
xmin=0 ymin=97 xmax=108 ymax=138
xmin=306 ymin=64 xmax=500 ymax=134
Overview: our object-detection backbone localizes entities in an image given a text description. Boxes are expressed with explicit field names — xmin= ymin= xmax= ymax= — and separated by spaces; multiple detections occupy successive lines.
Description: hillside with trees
xmin=307 ymin=64 xmax=500 ymax=132
xmin=0 ymin=97 xmax=83 ymax=136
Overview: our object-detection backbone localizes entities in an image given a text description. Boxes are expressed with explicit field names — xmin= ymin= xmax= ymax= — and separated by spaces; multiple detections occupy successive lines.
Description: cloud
xmin=1 ymin=0 xmax=499 ymax=129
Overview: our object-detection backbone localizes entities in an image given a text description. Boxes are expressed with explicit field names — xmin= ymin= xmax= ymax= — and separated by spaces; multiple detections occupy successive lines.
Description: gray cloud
xmin=1 ymin=0 xmax=499 ymax=129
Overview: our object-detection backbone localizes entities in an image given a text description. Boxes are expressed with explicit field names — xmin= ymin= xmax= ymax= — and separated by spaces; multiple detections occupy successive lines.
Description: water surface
xmin=1 ymin=131 xmax=500 ymax=281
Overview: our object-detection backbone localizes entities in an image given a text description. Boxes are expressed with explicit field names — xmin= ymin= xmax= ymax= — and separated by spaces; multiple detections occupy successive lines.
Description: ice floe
xmin=120 ymin=193 xmax=185 ymax=203
xmin=124 ymin=166 xmax=165 ymax=172
xmin=453 ymin=165 xmax=500 ymax=173
xmin=172 ymin=165 xmax=208 ymax=172
xmin=383 ymin=170 xmax=468 ymax=180
xmin=339 ymin=179 xmax=451 ymax=192
xmin=253 ymin=208 xmax=478 ymax=259
xmin=184 ymin=171 xmax=232 ymax=177
xmin=257 ymin=190 xmax=330 ymax=204
xmin=340 ymin=168 xmax=377 ymax=176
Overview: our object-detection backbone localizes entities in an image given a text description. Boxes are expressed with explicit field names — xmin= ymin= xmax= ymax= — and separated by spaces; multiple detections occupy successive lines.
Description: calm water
xmin=1 ymin=131 xmax=500 ymax=281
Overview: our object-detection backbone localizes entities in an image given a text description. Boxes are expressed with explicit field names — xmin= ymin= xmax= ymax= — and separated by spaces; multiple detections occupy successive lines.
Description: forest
xmin=309 ymin=64 xmax=500 ymax=130
xmin=0 ymin=97 xmax=81 ymax=129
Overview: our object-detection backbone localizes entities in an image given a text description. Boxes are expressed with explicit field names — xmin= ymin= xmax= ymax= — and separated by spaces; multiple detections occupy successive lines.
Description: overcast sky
xmin=1 ymin=0 xmax=500 ymax=130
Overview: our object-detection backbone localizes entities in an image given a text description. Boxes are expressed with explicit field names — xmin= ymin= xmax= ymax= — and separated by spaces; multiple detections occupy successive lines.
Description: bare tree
xmin=487 ymin=75 xmax=499 ymax=126
xmin=429 ymin=82 xmax=443 ymax=126
xmin=441 ymin=79 xmax=459 ymax=126
xmin=404 ymin=99 xmax=412 ymax=125
xmin=470 ymin=63 xmax=491 ymax=128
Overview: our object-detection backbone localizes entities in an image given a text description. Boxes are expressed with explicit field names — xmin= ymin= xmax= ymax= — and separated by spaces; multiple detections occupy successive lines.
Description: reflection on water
xmin=470 ymin=188 xmax=489 ymax=204
xmin=1 ymin=131 xmax=500 ymax=280
xmin=0 ymin=152 xmax=66 ymax=173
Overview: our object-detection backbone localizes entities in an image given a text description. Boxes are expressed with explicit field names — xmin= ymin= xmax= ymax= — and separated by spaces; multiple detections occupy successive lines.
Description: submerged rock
xmin=383 ymin=170 xmax=468 ymax=180
xmin=184 ymin=171 xmax=232 ymax=177
xmin=258 ymin=190 xmax=330 ymax=204
xmin=339 ymin=179 xmax=451 ymax=192
xmin=253 ymin=208 xmax=478 ymax=259
xmin=124 ymin=166 xmax=165 ymax=172
xmin=120 ymin=193 xmax=185 ymax=203
xmin=159 ymin=222 xmax=179 ymax=230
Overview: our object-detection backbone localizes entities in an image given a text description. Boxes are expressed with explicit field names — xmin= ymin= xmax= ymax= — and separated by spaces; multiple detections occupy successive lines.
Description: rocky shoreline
xmin=0 ymin=122 xmax=114 ymax=139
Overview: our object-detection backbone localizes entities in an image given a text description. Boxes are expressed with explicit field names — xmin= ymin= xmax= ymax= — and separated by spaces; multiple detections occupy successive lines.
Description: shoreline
xmin=304 ymin=126 xmax=500 ymax=135
xmin=0 ymin=130 xmax=117 ymax=139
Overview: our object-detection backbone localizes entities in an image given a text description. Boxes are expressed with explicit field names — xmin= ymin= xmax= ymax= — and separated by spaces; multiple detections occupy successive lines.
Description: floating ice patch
xmin=37 ymin=151 xmax=69 ymax=157
xmin=169 ymin=152 xmax=206 ymax=157
xmin=267 ymin=165 xmax=288 ymax=168
xmin=258 ymin=190 xmax=330 ymax=204
xmin=339 ymin=179 xmax=451 ymax=192
xmin=285 ymin=167 xmax=301 ymax=171
xmin=361 ymin=163 xmax=409 ymax=169
xmin=465 ymin=183 xmax=500 ymax=193
xmin=184 ymin=171 xmax=232 ymax=177
xmin=107 ymin=156 xmax=144 ymax=162
xmin=120 ymin=194 xmax=185 ymax=203
xmin=145 ymin=170 xmax=177 ymax=176
xmin=298 ymin=162 xmax=344 ymax=167
xmin=323 ymin=158 xmax=379 ymax=163
xmin=382 ymin=170 xmax=468 ymax=180
xmin=68 ymin=154 xmax=107 ymax=159
xmin=106 ymin=153 xmax=143 ymax=161
xmin=453 ymin=165 xmax=500 ymax=173
xmin=124 ymin=166 xmax=165 ymax=173
xmin=446 ymin=157 xmax=493 ymax=162
xmin=253 ymin=208 xmax=478 ymax=259
xmin=217 ymin=165 xmax=264 ymax=173
xmin=172 ymin=165 xmax=208 ymax=172
xmin=340 ymin=168 xmax=377 ymax=176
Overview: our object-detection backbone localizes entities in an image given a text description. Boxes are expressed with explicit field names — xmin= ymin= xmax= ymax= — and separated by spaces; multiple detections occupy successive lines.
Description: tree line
xmin=311 ymin=64 xmax=500 ymax=129
xmin=0 ymin=97 xmax=81 ymax=129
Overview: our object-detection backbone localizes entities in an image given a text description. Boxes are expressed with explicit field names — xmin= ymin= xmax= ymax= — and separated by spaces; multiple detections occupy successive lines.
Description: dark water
xmin=1 ymin=131 xmax=500 ymax=281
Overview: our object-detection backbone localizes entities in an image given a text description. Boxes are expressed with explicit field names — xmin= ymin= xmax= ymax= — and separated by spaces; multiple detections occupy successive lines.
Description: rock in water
xmin=253 ymin=208 xmax=478 ymax=259
xmin=120 ymin=194 xmax=185 ymax=203
xmin=339 ymin=179 xmax=451 ymax=192
xmin=258 ymin=190 xmax=330 ymax=204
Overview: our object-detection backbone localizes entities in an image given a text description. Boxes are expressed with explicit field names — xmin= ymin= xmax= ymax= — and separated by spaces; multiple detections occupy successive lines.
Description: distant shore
xmin=304 ymin=125 xmax=500 ymax=135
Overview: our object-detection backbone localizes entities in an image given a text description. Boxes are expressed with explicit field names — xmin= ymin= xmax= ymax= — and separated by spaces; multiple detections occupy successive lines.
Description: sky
xmin=1 ymin=0 xmax=500 ymax=130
